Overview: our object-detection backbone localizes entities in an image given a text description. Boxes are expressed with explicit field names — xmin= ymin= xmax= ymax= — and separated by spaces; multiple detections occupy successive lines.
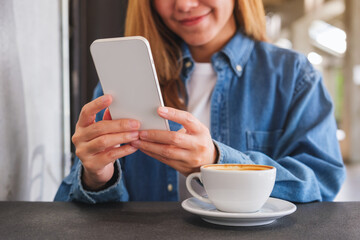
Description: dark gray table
xmin=0 ymin=201 xmax=359 ymax=239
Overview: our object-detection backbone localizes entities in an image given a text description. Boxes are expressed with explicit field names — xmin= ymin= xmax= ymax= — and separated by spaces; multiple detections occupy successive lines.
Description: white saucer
xmin=181 ymin=197 xmax=296 ymax=227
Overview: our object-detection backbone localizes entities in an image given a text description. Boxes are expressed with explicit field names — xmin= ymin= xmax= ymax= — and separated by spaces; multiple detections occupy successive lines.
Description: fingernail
xmin=102 ymin=94 xmax=112 ymax=103
xmin=159 ymin=107 xmax=168 ymax=115
xmin=131 ymin=131 xmax=139 ymax=138
xmin=140 ymin=131 xmax=147 ymax=139
xmin=128 ymin=145 xmax=138 ymax=151
xmin=131 ymin=140 xmax=140 ymax=147
xmin=130 ymin=120 xmax=139 ymax=128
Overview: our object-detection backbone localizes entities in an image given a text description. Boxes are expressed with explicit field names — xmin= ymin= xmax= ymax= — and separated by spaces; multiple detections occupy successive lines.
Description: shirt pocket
xmin=246 ymin=129 xmax=283 ymax=157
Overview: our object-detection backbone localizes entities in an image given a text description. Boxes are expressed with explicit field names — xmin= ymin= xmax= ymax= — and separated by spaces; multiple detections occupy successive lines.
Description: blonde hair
xmin=125 ymin=0 xmax=267 ymax=109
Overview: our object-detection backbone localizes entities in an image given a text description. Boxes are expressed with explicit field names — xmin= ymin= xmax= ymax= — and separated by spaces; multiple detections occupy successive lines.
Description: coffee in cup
xmin=186 ymin=164 xmax=276 ymax=213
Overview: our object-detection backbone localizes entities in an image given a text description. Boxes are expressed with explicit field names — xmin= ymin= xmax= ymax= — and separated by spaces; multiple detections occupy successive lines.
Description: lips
xmin=178 ymin=13 xmax=210 ymax=26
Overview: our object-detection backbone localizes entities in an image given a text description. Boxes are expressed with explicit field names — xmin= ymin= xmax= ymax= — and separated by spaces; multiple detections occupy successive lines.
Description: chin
xmin=182 ymin=34 xmax=215 ymax=47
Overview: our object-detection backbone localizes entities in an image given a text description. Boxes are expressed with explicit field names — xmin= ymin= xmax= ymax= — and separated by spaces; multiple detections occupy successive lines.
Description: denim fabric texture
xmin=54 ymin=31 xmax=345 ymax=203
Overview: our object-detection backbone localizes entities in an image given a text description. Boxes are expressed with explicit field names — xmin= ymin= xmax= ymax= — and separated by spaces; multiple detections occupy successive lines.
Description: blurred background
xmin=0 ymin=0 xmax=359 ymax=201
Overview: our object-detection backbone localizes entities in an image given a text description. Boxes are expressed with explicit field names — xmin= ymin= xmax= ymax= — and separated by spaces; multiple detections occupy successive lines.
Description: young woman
xmin=55 ymin=0 xmax=345 ymax=203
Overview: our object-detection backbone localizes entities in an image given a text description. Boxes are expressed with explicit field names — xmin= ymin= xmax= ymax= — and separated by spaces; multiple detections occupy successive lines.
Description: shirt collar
xmin=180 ymin=31 xmax=255 ymax=78
xmin=219 ymin=31 xmax=255 ymax=77
xmin=180 ymin=43 xmax=195 ymax=81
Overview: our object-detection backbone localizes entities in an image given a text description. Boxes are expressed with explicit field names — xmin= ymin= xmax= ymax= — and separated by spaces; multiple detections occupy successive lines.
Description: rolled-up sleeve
xmin=213 ymin=63 xmax=345 ymax=202
xmin=54 ymin=158 xmax=129 ymax=203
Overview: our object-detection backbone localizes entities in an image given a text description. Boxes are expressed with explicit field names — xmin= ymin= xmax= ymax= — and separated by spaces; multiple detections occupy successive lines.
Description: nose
xmin=175 ymin=0 xmax=199 ymax=12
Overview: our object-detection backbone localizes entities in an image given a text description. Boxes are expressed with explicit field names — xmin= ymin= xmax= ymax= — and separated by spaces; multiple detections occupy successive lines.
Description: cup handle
xmin=186 ymin=172 xmax=212 ymax=204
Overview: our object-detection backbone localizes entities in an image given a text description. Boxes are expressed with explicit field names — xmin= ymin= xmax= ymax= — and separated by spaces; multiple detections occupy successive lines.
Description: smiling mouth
xmin=178 ymin=13 xmax=210 ymax=26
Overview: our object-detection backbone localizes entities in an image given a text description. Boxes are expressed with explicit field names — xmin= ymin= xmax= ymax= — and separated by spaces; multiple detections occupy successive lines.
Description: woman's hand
xmin=131 ymin=107 xmax=218 ymax=176
xmin=72 ymin=95 xmax=140 ymax=191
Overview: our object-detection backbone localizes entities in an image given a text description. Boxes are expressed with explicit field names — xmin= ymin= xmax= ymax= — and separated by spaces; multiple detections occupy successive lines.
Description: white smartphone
xmin=90 ymin=36 xmax=169 ymax=131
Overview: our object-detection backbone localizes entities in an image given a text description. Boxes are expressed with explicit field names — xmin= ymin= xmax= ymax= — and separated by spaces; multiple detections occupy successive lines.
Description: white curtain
xmin=0 ymin=0 xmax=65 ymax=201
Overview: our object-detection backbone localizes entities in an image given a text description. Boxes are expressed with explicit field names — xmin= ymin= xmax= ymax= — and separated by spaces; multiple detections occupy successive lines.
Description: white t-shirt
xmin=179 ymin=62 xmax=217 ymax=201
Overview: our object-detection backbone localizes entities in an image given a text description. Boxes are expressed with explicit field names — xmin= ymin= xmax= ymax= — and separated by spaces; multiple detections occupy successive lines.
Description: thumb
xmin=103 ymin=108 xmax=112 ymax=120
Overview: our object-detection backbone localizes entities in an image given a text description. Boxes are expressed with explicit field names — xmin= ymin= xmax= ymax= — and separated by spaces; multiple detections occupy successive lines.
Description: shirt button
xmin=185 ymin=61 xmax=192 ymax=68
xmin=236 ymin=65 xmax=242 ymax=72
xmin=167 ymin=183 xmax=173 ymax=192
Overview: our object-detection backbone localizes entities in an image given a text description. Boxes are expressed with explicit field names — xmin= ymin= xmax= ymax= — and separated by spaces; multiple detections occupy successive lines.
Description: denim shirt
xmin=54 ymin=31 xmax=345 ymax=203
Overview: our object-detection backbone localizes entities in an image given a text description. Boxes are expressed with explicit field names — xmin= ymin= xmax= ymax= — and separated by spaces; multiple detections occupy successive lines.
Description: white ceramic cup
xmin=186 ymin=164 xmax=276 ymax=213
